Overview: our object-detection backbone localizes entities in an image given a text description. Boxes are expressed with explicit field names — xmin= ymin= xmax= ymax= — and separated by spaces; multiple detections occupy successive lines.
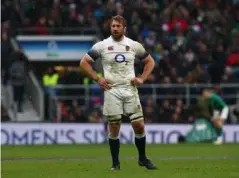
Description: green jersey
xmin=208 ymin=93 xmax=227 ymax=111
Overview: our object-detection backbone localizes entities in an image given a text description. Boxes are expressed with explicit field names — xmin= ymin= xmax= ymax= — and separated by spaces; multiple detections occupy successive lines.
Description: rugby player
xmin=80 ymin=15 xmax=157 ymax=170
xmin=202 ymin=88 xmax=229 ymax=145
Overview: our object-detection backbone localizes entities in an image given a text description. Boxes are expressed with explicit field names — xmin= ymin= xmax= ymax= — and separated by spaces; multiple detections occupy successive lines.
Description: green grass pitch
xmin=2 ymin=143 xmax=239 ymax=178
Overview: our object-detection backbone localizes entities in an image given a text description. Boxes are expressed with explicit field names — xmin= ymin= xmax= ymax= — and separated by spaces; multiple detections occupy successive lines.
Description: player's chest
xmin=101 ymin=44 xmax=135 ymax=64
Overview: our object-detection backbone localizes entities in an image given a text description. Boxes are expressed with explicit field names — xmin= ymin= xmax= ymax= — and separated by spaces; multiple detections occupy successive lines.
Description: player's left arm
xmin=140 ymin=55 xmax=155 ymax=82
xmin=134 ymin=42 xmax=155 ymax=83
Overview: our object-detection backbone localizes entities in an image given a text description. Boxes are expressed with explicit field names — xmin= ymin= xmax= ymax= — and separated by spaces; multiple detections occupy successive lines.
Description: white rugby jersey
xmin=85 ymin=36 xmax=149 ymax=87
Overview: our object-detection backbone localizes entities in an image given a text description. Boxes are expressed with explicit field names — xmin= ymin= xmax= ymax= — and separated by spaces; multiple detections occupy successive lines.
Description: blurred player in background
xmin=202 ymin=88 xmax=229 ymax=145
xmin=80 ymin=15 xmax=157 ymax=170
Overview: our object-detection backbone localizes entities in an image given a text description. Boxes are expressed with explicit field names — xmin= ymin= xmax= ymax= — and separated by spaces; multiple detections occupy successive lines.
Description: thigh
xmin=103 ymin=90 xmax=123 ymax=116
xmin=123 ymin=91 xmax=142 ymax=115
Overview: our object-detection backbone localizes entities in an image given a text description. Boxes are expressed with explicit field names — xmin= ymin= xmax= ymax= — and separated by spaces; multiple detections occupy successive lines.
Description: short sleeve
xmin=85 ymin=42 xmax=102 ymax=62
xmin=134 ymin=42 xmax=149 ymax=60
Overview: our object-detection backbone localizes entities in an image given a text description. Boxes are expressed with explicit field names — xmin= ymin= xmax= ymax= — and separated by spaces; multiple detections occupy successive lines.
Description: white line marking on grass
xmin=2 ymin=156 xmax=239 ymax=162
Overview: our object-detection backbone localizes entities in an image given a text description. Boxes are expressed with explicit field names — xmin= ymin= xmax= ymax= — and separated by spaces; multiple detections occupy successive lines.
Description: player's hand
xmin=97 ymin=77 xmax=111 ymax=90
xmin=131 ymin=77 xmax=144 ymax=86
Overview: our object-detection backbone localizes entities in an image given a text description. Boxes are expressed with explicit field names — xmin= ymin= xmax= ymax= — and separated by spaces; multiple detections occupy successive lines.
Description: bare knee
xmin=212 ymin=119 xmax=223 ymax=128
xmin=108 ymin=115 xmax=121 ymax=138
xmin=108 ymin=123 xmax=121 ymax=137
xmin=131 ymin=119 xmax=145 ymax=135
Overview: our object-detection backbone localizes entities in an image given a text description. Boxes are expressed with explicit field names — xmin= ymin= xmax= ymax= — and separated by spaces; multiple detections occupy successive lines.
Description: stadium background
xmin=1 ymin=0 xmax=239 ymax=144
xmin=1 ymin=1 xmax=239 ymax=178
xmin=1 ymin=0 xmax=239 ymax=145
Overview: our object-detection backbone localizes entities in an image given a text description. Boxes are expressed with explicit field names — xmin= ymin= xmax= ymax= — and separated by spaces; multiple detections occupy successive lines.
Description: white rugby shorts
xmin=103 ymin=86 xmax=142 ymax=116
xmin=212 ymin=107 xmax=229 ymax=120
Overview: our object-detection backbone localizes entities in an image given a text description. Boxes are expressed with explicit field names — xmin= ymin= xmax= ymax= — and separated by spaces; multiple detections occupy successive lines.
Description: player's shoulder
xmin=92 ymin=37 xmax=113 ymax=50
xmin=211 ymin=93 xmax=222 ymax=99
xmin=93 ymin=36 xmax=110 ymax=44
xmin=100 ymin=37 xmax=114 ymax=45
xmin=125 ymin=37 xmax=144 ymax=51
xmin=125 ymin=37 xmax=140 ymax=45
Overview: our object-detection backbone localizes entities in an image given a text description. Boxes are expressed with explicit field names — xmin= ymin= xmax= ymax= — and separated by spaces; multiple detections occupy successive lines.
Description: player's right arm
xmin=80 ymin=56 xmax=99 ymax=82
xmin=80 ymin=42 xmax=111 ymax=90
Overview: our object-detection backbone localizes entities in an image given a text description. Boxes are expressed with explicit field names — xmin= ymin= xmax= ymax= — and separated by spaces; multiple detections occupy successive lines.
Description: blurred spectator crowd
xmin=1 ymin=0 xmax=239 ymax=123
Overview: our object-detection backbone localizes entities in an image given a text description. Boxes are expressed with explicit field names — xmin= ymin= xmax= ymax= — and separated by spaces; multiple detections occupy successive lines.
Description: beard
xmin=111 ymin=31 xmax=124 ymax=41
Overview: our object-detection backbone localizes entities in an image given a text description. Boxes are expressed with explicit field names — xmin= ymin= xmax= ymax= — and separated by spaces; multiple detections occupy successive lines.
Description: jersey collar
xmin=110 ymin=35 xmax=126 ymax=43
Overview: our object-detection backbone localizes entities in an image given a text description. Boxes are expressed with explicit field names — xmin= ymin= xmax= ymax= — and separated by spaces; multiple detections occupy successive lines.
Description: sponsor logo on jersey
xmin=114 ymin=54 xmax=126 ymax=63
xmin=114 ymin=54 xmax=128 ymax=65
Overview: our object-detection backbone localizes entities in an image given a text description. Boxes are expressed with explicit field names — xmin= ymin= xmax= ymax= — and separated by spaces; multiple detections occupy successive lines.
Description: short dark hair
xmin=110 ymin=15 xmax=127 ymax=27
xmin=201 ymin=87 xmax=212 ymax=94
